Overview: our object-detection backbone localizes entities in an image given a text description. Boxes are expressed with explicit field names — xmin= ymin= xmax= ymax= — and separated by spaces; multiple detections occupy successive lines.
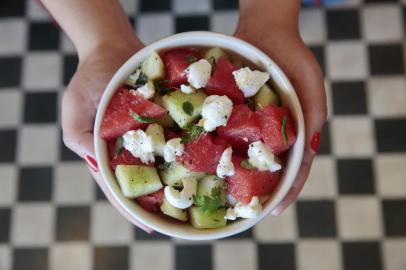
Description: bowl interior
xmin=94 ymin=31 xmax=305 ymax=240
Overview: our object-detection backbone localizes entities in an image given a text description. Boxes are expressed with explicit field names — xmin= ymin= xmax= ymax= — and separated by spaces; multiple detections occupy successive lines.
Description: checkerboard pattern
xmin=0 ymin=0 xmax=406 ymax=269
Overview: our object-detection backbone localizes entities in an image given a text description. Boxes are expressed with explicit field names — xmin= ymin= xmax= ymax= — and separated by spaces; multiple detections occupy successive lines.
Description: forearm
xmin=41 ymin=0 xmax=140 ymax=60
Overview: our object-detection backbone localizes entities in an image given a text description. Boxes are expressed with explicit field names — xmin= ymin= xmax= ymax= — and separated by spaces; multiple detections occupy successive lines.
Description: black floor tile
xmin=13 ymin=248 xmax=48 ymax=270
xmin=258 ymin=244 xmax=295 ymax=270
xmin=56 ymin=206 xmax=90 ymax=241
xmin=63 ymin=54 xmax=78 ymax=86
xmin=226 ymin=228 xmax=253 ymax=239
xmin=176 ymin=16 xmax=209 ymax=33
xmin=375 ymin=118 xmax=406 ymax=152
xmin=368 ymin=44 xmax=404 ymax=75
xmin=0 ymin=208 xmax=11 ymax=243
xmin=0 ymin=0 xmax=26 ymax=17
xmin=337 ymin=159 xmax=375 ymax=194
xmin=24 ymin=92 xmax=57 ymax=123
xmin=309 ymin=45 xmax=326 ymax=75
xmin=0 ymin=129 xmax=17 ymax=162
xmin=95 ymin=183 xmax=107 ymax=200
xmin=60 ymin=130 xmax=81 ymax=161
xmin=383 ymin=199 xmax=406 ymax=236
xmin=93 ymin=246 xmax=129 ymax=270
xmin=0 ymin=57 xmax=21 ymax=87
xmin=319 ymin=121 xmax=331 ymax=155
xmin=139 ymin=0 xmax=171 ymax=12
xmin=342 ymin=242 xmax=382 ymax=270
xmin=212 ymin=0 xmax=239 ymax=10
xmin=332 ymin=81 xmax=367 ymax=115
xmin=327 ymin=9 xmax=361 ymax=40
xmin=296 ymin=200 xmax=337 ymax=237
xmin=176 ymin=245 xmax=212 ymax=270
xmin=134 ymin=227 xmax=170 ymax=241
xmin=29 ymin=22 xmax=60 ymax=51
xmin=18 ymin=167 xmax=53 ymax=201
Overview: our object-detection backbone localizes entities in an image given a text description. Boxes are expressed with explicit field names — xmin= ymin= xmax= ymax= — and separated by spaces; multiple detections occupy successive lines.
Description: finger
xmin=89 ymin=169 xmax=154 ymax=234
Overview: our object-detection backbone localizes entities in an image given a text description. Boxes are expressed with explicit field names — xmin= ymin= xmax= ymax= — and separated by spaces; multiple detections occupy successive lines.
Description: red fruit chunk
xmin=217 ymin=104 xmax=262 ymax=153
xmin=107 ymin=140 xmax=143 ymax=170
xmin=206 ymin=57 xmax=245 ymax=104
xmin=161 ymin=48 xmax=201 ymax=87
xmin=255 ymin=104 xmax=296 ymax=155
xmin=226 ymin=156 xmax=280 ymax=204
xmin=178 ymin=133 xmax=228 ymax=174
xmin=136 ymin=189 xmax=164 ymax=213
xmin=100 ymin=87 xmax=166 ymax=140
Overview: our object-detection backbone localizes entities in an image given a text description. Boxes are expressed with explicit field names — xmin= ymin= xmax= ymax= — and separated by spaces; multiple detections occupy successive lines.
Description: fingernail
xmin=310 ymin=132 xmax=321 ymax=152
xmin=84 ymin=155 xmax=98 ymax=172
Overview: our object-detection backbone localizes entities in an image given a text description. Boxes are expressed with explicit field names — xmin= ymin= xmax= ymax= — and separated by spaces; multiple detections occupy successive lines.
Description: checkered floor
xmin=1 ymin=0 xmax=406 ymax=269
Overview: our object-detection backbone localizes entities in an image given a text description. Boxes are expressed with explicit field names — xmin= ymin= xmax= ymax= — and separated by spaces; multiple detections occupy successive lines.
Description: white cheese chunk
xmin=201 ymin=95 xmax=233 ymax=132
xmin=185 ymin=59 xmax=212 ymax=89
xmin=225 ymin=196 xmax=262 ymax=220
xmin=248 ymin=141 xmax=281 ymax=172
xmin=163 ymin=138 xmax=184 ymax=163
xmin=180 ymin=84 xmax=196 ymax=94
xmin=164 ymin=177 xmax=197 ymax=209
xmin=216 ymin=147 xmax=235 ymax=178
xmin=122 ymin=129 xmax=155 ymax=164
xmin=232 ymin=67 xmax=270 ymax=97
xmin=131 ymin=80 xmax=155 ymax=99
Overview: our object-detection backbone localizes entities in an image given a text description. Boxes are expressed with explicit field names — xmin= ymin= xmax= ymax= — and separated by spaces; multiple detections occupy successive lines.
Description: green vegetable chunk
xmin=189 ymin=207 xmax=227 ymax=229
xmin=160 ymin=198 xmax=188 ymax=222
xmin=160 ymin=162 xmax=205 ymax=188
xmin=193 ymin=183 xmax=226 ymax=215
xmin=204 ymin=47 xmax=228 ymax=62
xmin=141 ymin=51 xmax=165 ymax=80
xmin=254 ymin=84 xmax=280 ymax=109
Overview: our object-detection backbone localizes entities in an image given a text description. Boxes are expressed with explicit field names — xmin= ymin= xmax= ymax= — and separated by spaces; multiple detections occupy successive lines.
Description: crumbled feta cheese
xmin=126 ymin=69 xmax=141 ymax=87
xmin=248 ymin=141 xmax=281 ymax=172
xmin=225 ymin=196 xmax=263 ymax=220
xmin=185 ymin=59 xmax=212 ymax=89
xmin=232 ymin=67 xmax=270 ymax=97
xmin=122 ymin=130 xmax=154 ymax=164
xmin=201 ymin=95 xmax=233 ymax=132
xmin=216 ymin=147 xmax=235 ymax=178
xmin=163 ymin=138 xmax=184 ymax=163
xmin=132 ymin=80 xmax=155 ymax=99
xmin=180 ymin=84 xmax=196 ymax=94
xmin=164 ymin=177 xmax=197 ymax=209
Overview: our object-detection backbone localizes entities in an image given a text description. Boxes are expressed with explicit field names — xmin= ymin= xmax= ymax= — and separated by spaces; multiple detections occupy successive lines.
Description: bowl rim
xmin=94 ymin=31 xmax=305 ymax=240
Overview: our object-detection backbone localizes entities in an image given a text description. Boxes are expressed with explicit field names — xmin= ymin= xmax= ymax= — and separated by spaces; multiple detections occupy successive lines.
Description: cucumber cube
xmin=160 ymin=162 xmax=205 ymax=188
xmin=115 ymin=165 xmax=162 ymax=198
xmin=254 ymin=84 xmax=280 ymax=109
xmin=161 ymin=90 xmax=207 ymax=128
xmin=189 ymin=207 xmax=227 ymax=229
xmin=205 ymin=47 xmax=228 ymax=62
xmin=154 ymin=95 xmax=175 ymax=128
xmin=160 ymin=198 xmax=188 ymax=222
xmin=196 ymin=175 xmax=226 ymax=199
xmin=141 ymin=51 xmax=165 ymax=80
xmin=145 ymin=123 xmax=165 ymax=156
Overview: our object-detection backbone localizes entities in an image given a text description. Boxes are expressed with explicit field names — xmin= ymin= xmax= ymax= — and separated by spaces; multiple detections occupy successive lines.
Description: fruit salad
xmin=100 ymin=47 xmax=297 ymax=229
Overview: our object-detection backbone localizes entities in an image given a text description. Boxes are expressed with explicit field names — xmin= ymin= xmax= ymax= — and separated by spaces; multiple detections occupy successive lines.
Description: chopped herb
xmin=246 ymin=98 xmax=255 ymax=110
xmin=136 ymin=71 xmax=148 ymax=86
xmin=159 ymin=87 xmax=176 ymax=96
xmin=281 ymin=116 xmax=288 ymax=146
xmin=240 ymin=159 xmax=255 ymax=170
xmin=180 ymin=123 xmax=204 ymax=144
xmin=193 ymin=187 xmax=225 ymax=214
xmin=182 ymin=101 xmax=194 ymax=116
xmin=131 ymin=111 xmax=156 ymax=123
xmin=185 ymin=55 xmax=198 ymax=63
xmin=114 ymin=137 xmax=124 ymax=158
xmin=158 ymin=162 xmax=172 ymax=170
xmin=126 ymin=69 xmax=141 ymax=87
xmin=207 ymin=56 xmax=216 ymax=68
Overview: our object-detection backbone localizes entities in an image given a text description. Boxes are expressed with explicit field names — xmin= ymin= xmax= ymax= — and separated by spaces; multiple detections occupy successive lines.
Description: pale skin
xmin=41 ymin=0 xmax=326 ymax=231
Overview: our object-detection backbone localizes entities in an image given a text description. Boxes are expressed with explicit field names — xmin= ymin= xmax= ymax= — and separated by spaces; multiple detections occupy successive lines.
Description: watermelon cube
xmin=206 ymin=57 xmax=245 ymax=104
xmin=177 ymin=133 xmax=228 ymax=174
xmin=107 ymin=139 xmax=144 ymax=170
xmin=135 ymin=188 xmax=164 ymax=213
xmin=100 ymin=87 xmax=167 ymax=140
xmin=226 ymin=156 xmax=280 ymax=204
xmin=254 ymin=104 xmax=296 ymax=155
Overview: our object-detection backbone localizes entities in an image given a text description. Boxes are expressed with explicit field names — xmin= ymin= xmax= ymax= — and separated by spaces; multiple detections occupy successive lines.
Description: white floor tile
xmin=12 ymin=204 xmax=54 ymax=245
xmin=137 ymin=14 xmax=174 ymax=45
xmin=0 ymin=91 xmax=22 ymax=128
xmin=51 ymin=243 xmax=91 ymax=270
xmin=0 ymin=165 xmax=16 ymax=206
xmin=299 ymin=8 xmax=326 ymax=44
xmin=60 ymin=35 xmax=76 ymax=54
xmin=376 ymin=154 xmax=406 ymax=197
xmin=27 ymin=0 xmax=51 ymax=21
xmin=214 ymin=241 xmax=256 ymax=270
xmin=327 ymin=42 xmax=367 ymax=80
xmin=211 ymin=11 xmax=239 ymax=35
xmin=331 ymin=117 xmax=374 ymax=157
xmin=298 ymin=240 xmax=341 ymax=270
xmin=18 ymin=125 xmax=58 ymax=165
xmin=0 ymin=19 xmax=26 ymax=55
xmin=91 ymin=202 xmax=133 ymax=245
xmin=362 ymin=5 xmax=403 ymax=42
xmin=23 ymin=53 xmax=62 ymax=90
xmin=174 ymin=0 xmax=211 ymax=14
xmin=119 ymin=0 xmax=138 ymax=15
xmin=337 ymin=196 xmax=382 ymax=240
xmin=0 ymin=245 xmax=10 ymax=270
xmin=131 ymin=242 xmax=173 ymax=270
xmin=383 ymin=239 xmax=406 ymax=270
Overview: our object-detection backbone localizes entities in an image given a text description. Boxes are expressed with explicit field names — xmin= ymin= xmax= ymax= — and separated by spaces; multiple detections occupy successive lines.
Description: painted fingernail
xmin=310 ymin=132 xmax=321 ymax=152
xmin=84 ymin=155 xmax=98 ymax=172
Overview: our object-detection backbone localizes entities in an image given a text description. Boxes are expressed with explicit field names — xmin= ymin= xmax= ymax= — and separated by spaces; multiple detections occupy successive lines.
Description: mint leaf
xmin=136 ymin=71 xmax=148 ymax=86
xmin=180 ymin=123 xmax=204 ymax=144
xmin=131 ymin=111 xmax=156 ymax=123
xmin=153 ymin=79 xmax=176 ymax=96
xmin=114 ymin=137 xmax=124 ymax=158
xmin=240 ymin=159 xmax=255 ymax=170
xmin=246 ymin=98 xmax=255 ymax=110
xmin=281 ymin=116 xmax=288 ymax=146
xmin=182 ymin=101 xmax=194 ymax=116
xmin=158 ymin=161 xmax=172 ymax=170
xmin=193 ymin=187 xmax=225 ymax=214
xmin=185 ymin=55 xmax=197 ymax=63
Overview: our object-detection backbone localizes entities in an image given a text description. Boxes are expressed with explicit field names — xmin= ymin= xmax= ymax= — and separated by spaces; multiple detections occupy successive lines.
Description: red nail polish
xmin=84 ymin=155 xmax=98 ymax=172
xmin=310 ymin=132 xmax=321 ymax=152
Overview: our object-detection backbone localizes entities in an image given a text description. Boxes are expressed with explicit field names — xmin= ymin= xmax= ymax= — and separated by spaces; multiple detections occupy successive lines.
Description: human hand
xmin=235 ymin=1 xmax=327 ymax=215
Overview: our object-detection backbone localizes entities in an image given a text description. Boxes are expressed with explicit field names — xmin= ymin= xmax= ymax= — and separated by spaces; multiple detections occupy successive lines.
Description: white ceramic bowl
xmin=94 ymin=31 xmax=305 ymax=240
